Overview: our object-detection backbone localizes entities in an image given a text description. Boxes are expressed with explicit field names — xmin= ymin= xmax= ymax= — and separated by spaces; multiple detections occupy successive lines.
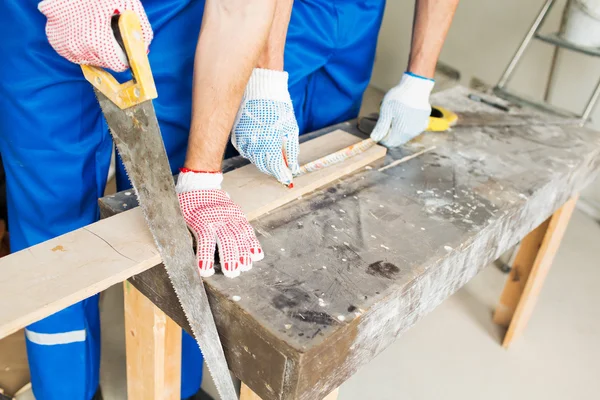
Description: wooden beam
xmin=240 ymin=383 xmax=339 ymax=400
xmin=124 ymin=282 xmax=181 ymax=400
xmin=240 ymin=383 xmax=263 ymax=400
xmin=494 ymin=196 xmax=578 ymax=347
xmin=493 ymin=221 xmax=551 ymax=327
xmin=0 ymin=130 xmax=386 ymax=339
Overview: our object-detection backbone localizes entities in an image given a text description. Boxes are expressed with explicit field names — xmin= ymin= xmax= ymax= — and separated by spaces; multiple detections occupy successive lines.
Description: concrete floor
xmin=13 ymin=85 xmax=600 ymax=399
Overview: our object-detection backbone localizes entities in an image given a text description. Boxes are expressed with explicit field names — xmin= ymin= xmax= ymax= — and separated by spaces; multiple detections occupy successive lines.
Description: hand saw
xmin=81 ymin=12 xmax=236 ymax=399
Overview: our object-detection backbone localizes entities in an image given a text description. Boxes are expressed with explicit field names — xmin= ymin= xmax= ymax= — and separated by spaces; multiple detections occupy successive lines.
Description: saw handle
xmin=81 ymin=11 xmax=157 ymax=109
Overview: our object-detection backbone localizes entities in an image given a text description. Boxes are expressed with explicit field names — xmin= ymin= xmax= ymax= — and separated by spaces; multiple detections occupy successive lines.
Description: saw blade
xmin=95 ymin=90 xmax=237 ymax=400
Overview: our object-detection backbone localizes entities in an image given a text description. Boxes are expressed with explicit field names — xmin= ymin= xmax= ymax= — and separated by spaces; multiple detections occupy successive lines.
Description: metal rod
xmin=544 ymin=0 xmax=571 ymax=102
xmin=497 ymin=0 xmax=556 ymax=89
xmin=580 ymin=77 xmax=600 ymax=125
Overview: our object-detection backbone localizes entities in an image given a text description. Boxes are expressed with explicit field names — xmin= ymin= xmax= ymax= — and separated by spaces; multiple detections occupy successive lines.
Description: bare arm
xmin=256 ymin=0 xmax=294 ymax=71
xmin=408 ymin=0 xmax=459 ymax=78
xmin=184 ymin=0 xmax=277 ymax=171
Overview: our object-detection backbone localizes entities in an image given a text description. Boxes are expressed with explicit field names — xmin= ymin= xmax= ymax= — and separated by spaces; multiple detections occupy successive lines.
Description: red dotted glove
xmin=176 ymin=170 xmax=264 ymax=279
xmin=38 ymin=0 xmax=153 ymax=72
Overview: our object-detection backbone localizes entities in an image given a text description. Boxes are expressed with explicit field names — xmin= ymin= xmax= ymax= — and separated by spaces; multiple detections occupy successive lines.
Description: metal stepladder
xmin=494 ymin=0 xmax=600 ymax=127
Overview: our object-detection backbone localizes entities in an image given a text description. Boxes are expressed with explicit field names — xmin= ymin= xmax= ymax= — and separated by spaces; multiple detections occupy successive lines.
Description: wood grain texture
xmin=3 ymin=87 xmax=600 ymax=400
xmin=124 ymin=282 xmax=181 ymax=400
xmin=500 ymin=196 xmax=578 ymax=348
xmin=240 ymin=383 xmax=264 ymax=400
xmin=0 ymin=130 xmax=385 ymax=340
xmin=223 ymin=129 xmax=386 ymax=220
xmin=493 ymin=220 xmax=551 ymax=327
xmin=0 ymin=208 xmax=159 ymax=338
xmin=0 ymin=329 xmax=29 ymax=396
xmin=239 ymin=384 xmax=339 ymax=400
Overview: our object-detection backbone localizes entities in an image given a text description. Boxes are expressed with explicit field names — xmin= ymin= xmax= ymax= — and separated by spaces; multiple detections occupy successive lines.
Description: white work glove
xmin=232 ymin=68 xmax=300 ymax=186
xmin=177 ymin=170 xmax=264 ymax=279
xmin=38 ymin=0 xmax=153 ymax=72
xmin=371 ymin=72 xmax=434 ymax=148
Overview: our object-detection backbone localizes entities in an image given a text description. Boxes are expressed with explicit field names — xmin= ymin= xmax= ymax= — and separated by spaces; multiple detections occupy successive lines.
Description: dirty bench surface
xmin=99 ymin=86 xmax=600 ymax=400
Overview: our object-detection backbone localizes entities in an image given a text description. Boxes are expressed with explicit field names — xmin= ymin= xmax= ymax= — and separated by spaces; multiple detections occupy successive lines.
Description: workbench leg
xmin=124 ymin=282 xmax=182 ymax=400
xmin=493 ymin=196 xmax=578 ymax=348
xmin=240 ymin=383 xmax=340 ymax=400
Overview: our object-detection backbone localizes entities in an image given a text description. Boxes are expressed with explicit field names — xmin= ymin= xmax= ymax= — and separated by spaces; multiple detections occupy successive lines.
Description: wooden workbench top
xmin=0 ymin=85 xmax=594 ymax=400
xmin=97 ymin=87 xmax=600 ymax=399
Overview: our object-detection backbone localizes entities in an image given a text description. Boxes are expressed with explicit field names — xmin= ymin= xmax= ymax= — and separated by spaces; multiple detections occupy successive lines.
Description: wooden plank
xmin=223 ymin=129 xmax=387 ymax=220
xmin=0 ymin=209 xmax=160 ymax=339
xmin=493 ymin=220 xmax=551 ymax=327
xmin=124 ymin=282 xmax=181 ymax=400
xmin=0 ymin=130 xmax=385 ymax=340
xmin=0 ymin=329 xmax=29 ymax=397
xmin=4 ymin=87 xmax=600 ymax=400
xmin=240 ymin=383 xmax=339 ymax=400
xmin=498 ymin=196 xmax=578 ymax=348
xmin=240 ymin=383 xmax=263 ymax=400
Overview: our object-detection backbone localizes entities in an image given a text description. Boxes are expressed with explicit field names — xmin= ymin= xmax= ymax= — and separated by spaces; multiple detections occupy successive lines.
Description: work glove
xmin=232 ymin=68 xmax=300 ymax=186
xmin=38 ymin=0 xmax=153 ymax=72
xmin=176 ymin=170 xmax=264 ymax=279
xmin=371 ymin=72 xmax=435 ymax=148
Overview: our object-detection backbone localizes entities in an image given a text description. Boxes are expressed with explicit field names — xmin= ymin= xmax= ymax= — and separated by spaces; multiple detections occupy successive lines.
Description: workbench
xmin=96 ymin=86 xmax=599 ymax=399
xmin=1 ymin=86 xmax=599 ymax=400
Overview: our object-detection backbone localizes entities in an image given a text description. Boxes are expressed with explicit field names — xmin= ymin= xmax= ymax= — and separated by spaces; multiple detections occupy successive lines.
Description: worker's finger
xmin=370 ymin=113 xmax=393 ymax=143
xmin=236 ymin=221 xmax=264 ymax=265
xmin=284 ymin=136 xmax=300 ymax=176
xmin=227 ymin=222 xmax=253 ymax=272
xmin=251 ymin=152 xmax=275 ymax=179
xmin=188 ymin=224 xmax=217 ymax=278
xmin=266 ymin=150 xmax=293 ymax=186
xmin=215 ymin=225 xmax=241 ymax=279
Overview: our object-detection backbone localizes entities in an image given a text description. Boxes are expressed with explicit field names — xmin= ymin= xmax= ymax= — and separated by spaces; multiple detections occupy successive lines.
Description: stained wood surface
xmin=124 ymin=282 xmax=181 ymax=400
xmin=497 ymin=196 xmax=579 ymax=348
xmin=2 ymin=86 xmax=600 ymax=400
xmin=102 ymin=88 xmax=600 ymax=400
xmin=0 ymin=130 xmax=385 ymax=339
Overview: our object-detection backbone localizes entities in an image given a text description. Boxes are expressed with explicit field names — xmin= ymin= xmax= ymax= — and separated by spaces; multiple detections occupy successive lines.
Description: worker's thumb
xmin=370 ymin=114 xmax=392 ymax=143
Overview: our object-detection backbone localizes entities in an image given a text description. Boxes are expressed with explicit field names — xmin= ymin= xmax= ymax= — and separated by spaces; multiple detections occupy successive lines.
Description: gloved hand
xmin=176 ymin=170 xmax=264 ymax=279
xmin=370 ymin=72 xmax=435 ymax=148
xmin=232 ymin=68 xmax=300 ymax=186
xmin=38 ymin=0 xmax=153 ymax=72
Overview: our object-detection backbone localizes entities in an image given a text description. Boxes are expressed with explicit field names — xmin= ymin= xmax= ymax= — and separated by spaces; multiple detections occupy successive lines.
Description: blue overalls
xmin=0 ymin=0 xmax=385 ymax=399
xmin=0 ymin=1 xmax=204 ymax=398
xmin=286 ymin=0 xmax=386 ymax=135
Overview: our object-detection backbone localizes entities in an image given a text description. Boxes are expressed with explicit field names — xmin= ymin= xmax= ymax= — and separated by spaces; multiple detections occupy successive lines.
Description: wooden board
xmin=0 ymin=329 xmax=29 ymax=396
xmin=124 ymin=282 xmax=181 ymax=400
xmin=0 ymin=130 xmax=385 ymax=339
xmin=493 ymin=220 xmax=551 ymax=327
xmin=3 ymin=87 xmax=600 ymax=400
xmin=495 ymin=196 xmax=578 ymax=347
xmin=223 ymin=130 xmax=387 ymax=220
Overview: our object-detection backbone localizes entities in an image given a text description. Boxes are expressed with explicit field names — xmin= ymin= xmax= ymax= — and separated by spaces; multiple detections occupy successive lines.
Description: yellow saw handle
xmin=81 ymin=11 xmax=157 ymax=109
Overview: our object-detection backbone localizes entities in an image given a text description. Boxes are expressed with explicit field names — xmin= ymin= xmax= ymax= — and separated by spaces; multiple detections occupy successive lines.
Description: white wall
xmin=371 ymin=0 xmax=600 ymax=208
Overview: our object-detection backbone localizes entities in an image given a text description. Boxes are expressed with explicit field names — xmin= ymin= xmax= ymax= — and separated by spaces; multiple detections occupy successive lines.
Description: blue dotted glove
xmin=371 ymin=72 xmax=434 ymax=148
xmin=232 ymin=69 xmax=299 ymax=186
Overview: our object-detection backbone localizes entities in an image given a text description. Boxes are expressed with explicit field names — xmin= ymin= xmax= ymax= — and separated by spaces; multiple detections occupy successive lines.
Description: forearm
xmin=184 ymin=0 xmax=277 ymax=171
xmin=257 ymin=0 xmax=293 ymax=71
xmin=408 ymin=0 xmax=459 ymax=78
